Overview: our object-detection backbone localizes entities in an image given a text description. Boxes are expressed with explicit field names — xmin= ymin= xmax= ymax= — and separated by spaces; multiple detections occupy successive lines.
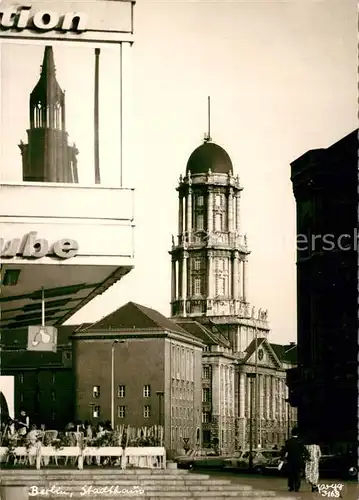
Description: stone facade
xmin=171 ymin=139 xmax=297 ymax=452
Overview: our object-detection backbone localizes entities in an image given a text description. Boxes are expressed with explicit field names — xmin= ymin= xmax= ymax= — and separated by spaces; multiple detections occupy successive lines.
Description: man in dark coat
xmin=281 ymin=426 xmax=307 ymax=492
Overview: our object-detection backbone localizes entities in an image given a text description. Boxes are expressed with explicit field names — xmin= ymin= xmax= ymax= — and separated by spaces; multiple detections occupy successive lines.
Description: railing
xmin=0 ymin=445 xmax=166 ymax=470
xmin=176 ymin=232 xmax=246 ymax=249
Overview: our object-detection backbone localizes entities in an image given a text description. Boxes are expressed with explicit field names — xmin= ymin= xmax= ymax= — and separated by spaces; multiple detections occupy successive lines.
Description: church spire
xmin=40 ymin=46 xmax=57 ymax=79
xmin=30 ymin=46 xmax=65 ymax=130
xmin=20 ymin=45 xmax=79 ymax=183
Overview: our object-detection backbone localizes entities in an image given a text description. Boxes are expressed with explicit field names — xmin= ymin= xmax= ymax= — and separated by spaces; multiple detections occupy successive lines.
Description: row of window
xmin=172 ymin=406 xmax=193 ymax=420
xmin=194 ymin=193 xmax=225 ymax=207
xmin=92 ymin=405 xmax=152 ymax=419
xmin=19 ymin=392 xmax=57 ymax=403
xmin=18 ymin=372 xmax=57 ymax=384
xmin=194 ymin=213 xmax=225 ymax=232
xmin=170 ymin=346 xmax=194 ymax=382
xmin=192 ymin=258 xmax=231 ymax=272
xmin=92 ymin=385 xmax=151 ymax=399
xmin=190 ymin=276 xmax=228 ymax=296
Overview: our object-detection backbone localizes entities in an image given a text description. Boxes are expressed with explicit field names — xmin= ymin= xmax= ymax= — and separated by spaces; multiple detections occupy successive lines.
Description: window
xmin=202 ymin=388 xmax=210 ymax=403
xmin=64 ymin=351 xmax=72 ymax=361
xmin=215 ymin=194 xmax=222 ymax=206
xmin=194 ymin=259 xmax=201 ymax=271
xmin=143 ymin=385 xmax=151 ymax=397
xmin=194 ymin=277 xmax=201 ymax=295
xmin=92 ymin=386 xmax=100 ymax=398
xmin=93 ymin=406 xmax=100 ymax=418
xmin=196 ymin=214 xmax=204 ymax=231
xmin=216 ymin=277 xmax=225 ymax=296
xmin=118 ymin=385 xmax=125 ymax=398
xmin=202 ymin=411 xmax=211 ymax=423
xmin=118 ymin=406 xmax=126 ymax=418
xmin=19 ymin=373 xmax=24 ymax=384
xmin=52 ymin=412 xmax=56 ymax=421
xmin=143 ymin=405 xmax=151 ymax=418
xmin=216 ymin=258 xmax=224 ymax=271
xmin=203 ymin=366 xmax=210 ymax=379
xmin=52 ymin=372 xmax=56 ymax=385
xmin=215 ymin=213 xmax=223 ymax=231
xmin=51 ymin=391 xmax=56 ymax=402
xmin=197 ymin=195 xmax=204 ymax=207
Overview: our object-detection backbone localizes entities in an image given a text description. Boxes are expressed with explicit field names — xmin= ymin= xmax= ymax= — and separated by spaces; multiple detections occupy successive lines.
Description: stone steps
xmin=0 ymin=469 xmax=301 ymax=500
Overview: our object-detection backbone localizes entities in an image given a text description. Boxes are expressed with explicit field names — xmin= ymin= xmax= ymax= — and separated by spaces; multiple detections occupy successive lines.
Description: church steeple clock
xmin=19 ymin=46 xmax=79 ymax=183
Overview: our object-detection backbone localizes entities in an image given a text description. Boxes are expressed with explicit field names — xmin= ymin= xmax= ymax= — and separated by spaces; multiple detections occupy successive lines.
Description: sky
xmin=1 ymin=0 xmax=357 ymax=344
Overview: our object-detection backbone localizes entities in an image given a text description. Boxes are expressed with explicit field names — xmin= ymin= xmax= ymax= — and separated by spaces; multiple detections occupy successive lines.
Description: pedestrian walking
xmin=281 ymin=426 xmax=308 ymax=492
xmin=304 ymin=436 xmax=322 ymax=492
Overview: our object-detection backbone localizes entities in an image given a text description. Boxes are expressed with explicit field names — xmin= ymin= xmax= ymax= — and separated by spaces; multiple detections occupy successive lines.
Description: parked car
xmin=174 ymin=448 xmax=227 ymax=469
xmin=223 ymin=449 xmax=282 ymax=473
xmin=319 ymin=454 xmax=358 ymax=480
xmin=222 ymin=451 xmax=246 ymax=470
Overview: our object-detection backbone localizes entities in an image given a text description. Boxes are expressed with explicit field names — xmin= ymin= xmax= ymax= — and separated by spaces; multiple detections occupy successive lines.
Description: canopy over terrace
xmin=0 ymin=182 xmax=135 ymax=330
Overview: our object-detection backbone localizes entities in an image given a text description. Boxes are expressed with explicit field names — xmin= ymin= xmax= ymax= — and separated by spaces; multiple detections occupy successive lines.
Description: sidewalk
xmin=195 ymin=470 xmax=358 ymax=500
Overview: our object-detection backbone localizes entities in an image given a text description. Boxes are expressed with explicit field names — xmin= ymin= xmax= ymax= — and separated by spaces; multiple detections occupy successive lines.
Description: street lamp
xmin=246 ymin=373 xmax=256 ymax=470
xmin=111 ymin=340 xmax=125 ymax=429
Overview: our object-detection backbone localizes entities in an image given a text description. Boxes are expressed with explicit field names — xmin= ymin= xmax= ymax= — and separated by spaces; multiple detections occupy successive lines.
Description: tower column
xmin=235 ymin=192 xmax=241 ymax=233
xmin=232 ymin=254 xmax=240 ymax=299
xmin=271 ymin=377 xmax=276 ymax=420
xmin=279 ymin=379 xmax=283 ymax=422
xmin=208 ymin=251 xmax=214 ymax=298
xmin=207 ymin=189 xmax=213 ymax=233
xmin=187 ymin=189 xmax=193 ymax=239
xmin=259 ymin=374 xmax=264 ymax=419
xmin=242 ymin=259 xmax=248 ymax=302
xmin=239 ymin=372 xmax=245 ymax=418
xmin=228 ymin=188 xmax=234 ymax=233
xmin=178 ymin=194 xmax=183 ymax=236
xmin=182 ymin=252 xmax=188 ymax=316
xmin=266 ymin=375 xmax=270 ymax=419
xmin=171 ymin=259 xmax=177 ymax=302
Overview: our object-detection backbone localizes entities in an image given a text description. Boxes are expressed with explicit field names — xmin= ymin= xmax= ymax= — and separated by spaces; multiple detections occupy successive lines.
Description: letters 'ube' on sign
xmin=0 ymin=232 xmax=79 ymax=260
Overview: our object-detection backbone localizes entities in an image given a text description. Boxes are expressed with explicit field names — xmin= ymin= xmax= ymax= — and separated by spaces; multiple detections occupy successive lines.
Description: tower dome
xmin=186 ymin=142 xmax=233 ymax=175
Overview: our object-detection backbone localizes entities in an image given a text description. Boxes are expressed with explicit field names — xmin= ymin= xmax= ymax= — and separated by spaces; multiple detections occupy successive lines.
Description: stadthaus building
xmin=169 ymin=134 xmax=297 ymax=452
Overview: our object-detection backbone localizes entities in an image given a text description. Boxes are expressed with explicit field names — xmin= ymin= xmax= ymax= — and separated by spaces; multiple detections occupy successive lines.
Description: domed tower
xmin=169 ymin=105 xmax=269 ymax=351
xmin=19 ymin=46 xmax=79 ymax=183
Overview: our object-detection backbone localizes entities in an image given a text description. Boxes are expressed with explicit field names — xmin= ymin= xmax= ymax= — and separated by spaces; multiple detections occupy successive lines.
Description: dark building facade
xmin=19 ymin=46 xmax=79 ymax=183
xmin=0 ymin=326 xmax=77 ymax=428
xmin=287 ymin=130 xmax=358 ymax=451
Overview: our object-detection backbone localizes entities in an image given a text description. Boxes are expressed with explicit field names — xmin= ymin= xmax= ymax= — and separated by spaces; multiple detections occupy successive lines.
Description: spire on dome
xmin=204 ymin=96 xmax=212 ymax=143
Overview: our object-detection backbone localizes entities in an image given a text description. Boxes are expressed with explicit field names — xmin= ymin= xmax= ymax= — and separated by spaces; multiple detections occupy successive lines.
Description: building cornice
xmin=71 ymin=328 xmax=204 ymax=348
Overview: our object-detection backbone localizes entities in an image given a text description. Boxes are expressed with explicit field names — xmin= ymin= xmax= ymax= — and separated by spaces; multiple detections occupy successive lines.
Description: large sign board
xmin=0 ymin=232 xmax=79 ymax=259
xmin=0 ymin=0 xmax=134 ymax=44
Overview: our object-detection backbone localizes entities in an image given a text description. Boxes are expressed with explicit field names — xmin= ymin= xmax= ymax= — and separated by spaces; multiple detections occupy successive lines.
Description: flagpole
xmin=41 ymin=287 xmax=45 ymax=327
